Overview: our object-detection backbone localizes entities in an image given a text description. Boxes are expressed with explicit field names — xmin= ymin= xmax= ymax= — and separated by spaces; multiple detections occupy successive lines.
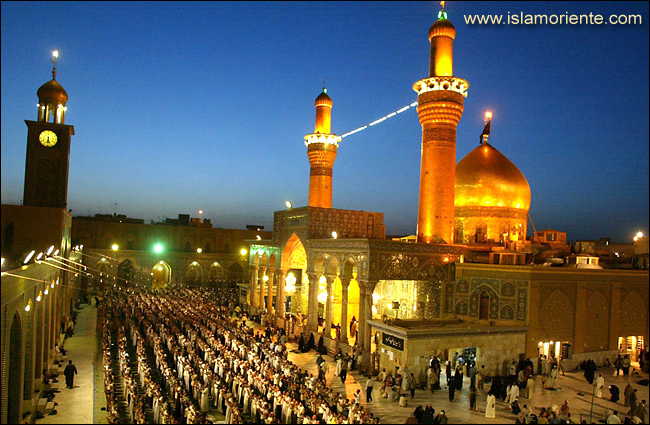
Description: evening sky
xmin=1 ymin=1 xmax=648 ymax=242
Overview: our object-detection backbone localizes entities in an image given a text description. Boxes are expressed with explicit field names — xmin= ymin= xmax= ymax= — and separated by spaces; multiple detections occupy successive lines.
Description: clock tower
xmin=23 ymin=51 xmax=75 ymax=209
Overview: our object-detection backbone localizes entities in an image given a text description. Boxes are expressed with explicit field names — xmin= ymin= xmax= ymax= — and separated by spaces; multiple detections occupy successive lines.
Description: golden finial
xmin=323 ymin=78 xmax=326 ymax=93
xmin=481 ymin=111 xmax=492 ymax=144
xmin=51 ymin=50 xmax=59 ymax=80
xmin=440 ymin=1 xmax=445 ymax=12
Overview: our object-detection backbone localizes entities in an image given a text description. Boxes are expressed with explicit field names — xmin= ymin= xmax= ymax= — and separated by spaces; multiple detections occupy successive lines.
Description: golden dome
xmin=37 ymin=79 xmax=68 ymax=106
xmin=314 ymin=90 xmax=332 ymax=107
xmin=455 ymin=143 xmax=531 ymax=211
xmin=429 ymin=18 xmax=456 ymax=40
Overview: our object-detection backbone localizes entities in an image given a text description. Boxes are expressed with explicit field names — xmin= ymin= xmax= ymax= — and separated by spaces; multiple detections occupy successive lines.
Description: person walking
xmin=615 ymin=355 xmax=623 ymax=376
xmin=339 ymin=357 xmax=348 ymax=384
xmin=596 ymin=373 xmax=605 ymax=398
xmin=427 ymin=367 xmax=436 ymax=393
xmin=469 ymin=387 xmax=477 ymax=411
xmin=622 ymin=355 xmax=631 ymax=376
xmin=624 ymin=383 xmax=634 ymax=407
xmin=408 ymin=373 xmax=416 ymax=399
xmin=365 ymin=377 xmax=374 ymax=402
xmin=485 ymin=392 xmax=496 ymax=418
xmin=636 ymin=400 xmax=648 ymax=424
xmin=476 ymin=365 xmax=485 ymax=391
xmin=526 ymin=375 xmax=535 ymax=399
xmin=64 ymin=359 xmax=78 ymax=389
xmin=628 ymin=389 xmax=638 ymax=416
xmin=448 ymin=379 xmax=455 ymax=402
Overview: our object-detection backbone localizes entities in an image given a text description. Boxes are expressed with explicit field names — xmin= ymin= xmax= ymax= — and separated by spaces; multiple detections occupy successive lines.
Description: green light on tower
xmin=154 ymin=244 xmax=163 ymax=253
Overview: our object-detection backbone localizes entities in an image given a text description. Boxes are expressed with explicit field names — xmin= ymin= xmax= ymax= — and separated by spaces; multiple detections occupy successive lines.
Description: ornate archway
xmin=207 ymin=262 xmax=225 ymax=285
xmin=152 ymin=260 xmax=172 ymax=289
xmin=117 ymin=259 xmax=135 ymax=287
xmin=281 ymin=233 xmax=307 ymax=314
xmin=186 ymin=261 xmax=203 ymax=286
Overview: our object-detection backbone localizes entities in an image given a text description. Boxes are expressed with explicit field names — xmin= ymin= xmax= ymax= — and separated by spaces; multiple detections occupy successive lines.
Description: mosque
xmin=0 ymin=4 xmax=648 ymax=424
xmin=245 ymin=4 xmax=649 ymax=377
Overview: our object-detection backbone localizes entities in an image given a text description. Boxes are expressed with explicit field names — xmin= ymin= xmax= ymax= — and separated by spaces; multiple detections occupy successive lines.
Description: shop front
xmin=618 ymin=335 xmax=645 ymax=362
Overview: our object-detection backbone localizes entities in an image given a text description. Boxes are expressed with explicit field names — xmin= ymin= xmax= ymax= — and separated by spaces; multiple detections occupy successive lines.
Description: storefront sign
xmin=382 ymin=333 xmax=404 ymax=351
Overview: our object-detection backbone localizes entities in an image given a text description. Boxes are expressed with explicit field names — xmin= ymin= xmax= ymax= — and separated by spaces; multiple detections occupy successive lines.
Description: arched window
xmin=479 ymin=291 xmax=490 ymax=320
xmin=204 ymin=243 xmax=211 ymax=253
xmin=185 ymin=242 xmax=191 ymax=252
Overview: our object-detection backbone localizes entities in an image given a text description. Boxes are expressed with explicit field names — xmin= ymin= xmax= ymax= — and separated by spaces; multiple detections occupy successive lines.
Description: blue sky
xmin=1 ymin=1 xmax=648 ymax=242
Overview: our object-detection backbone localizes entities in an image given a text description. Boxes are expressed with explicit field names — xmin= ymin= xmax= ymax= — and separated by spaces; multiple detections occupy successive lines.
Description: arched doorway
xmin=341 ymin=258 xmax=359 ymax=344
xmin=152 ymin=261 xmax=172 ymax=288
xmin=207 ymin=262 xmax=225 ymax=286
xmin=7 ymin=312 xmax=23 ymax=425
xmin=281 ymin=234 xmax=307 ymax=315
xmin=95 ymin=259 xmax=112 ymax=292
xmin=186 ymin=262 xmax=203 ymax=286
xmin=228 ymin=263 xmax=243 ymax=283
xmin=117 ymin=259 xmax=135 ymax=287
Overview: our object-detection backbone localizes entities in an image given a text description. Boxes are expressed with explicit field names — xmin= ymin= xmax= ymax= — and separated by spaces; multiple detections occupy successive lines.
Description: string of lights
xmin=340 ymin=101 xmax=418 ymax=139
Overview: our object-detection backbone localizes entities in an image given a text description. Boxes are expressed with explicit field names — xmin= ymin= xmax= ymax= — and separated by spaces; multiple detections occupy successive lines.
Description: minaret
xmin=413 ymin=2 xmax=469 ymax=243
xmin=304 ymin=87 xmax=341 ymax=208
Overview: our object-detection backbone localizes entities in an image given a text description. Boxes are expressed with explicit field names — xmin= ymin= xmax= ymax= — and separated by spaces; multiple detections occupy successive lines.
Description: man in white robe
xmin=596 ymin=373 xmax=605 ymax=398
xmin=485 ymin=393 xmax=496 ymax=418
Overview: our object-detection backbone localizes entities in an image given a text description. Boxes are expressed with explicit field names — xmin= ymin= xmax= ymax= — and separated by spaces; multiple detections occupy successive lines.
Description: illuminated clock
xmin=39 ymin=130 xmax=58 ymax=147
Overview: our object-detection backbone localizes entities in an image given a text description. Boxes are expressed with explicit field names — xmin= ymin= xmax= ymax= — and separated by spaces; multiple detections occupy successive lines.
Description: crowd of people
xmin=92 ymin=284 xmax=649 ymax=425
xmin=100 ymin=286 xmax=381 ymax=424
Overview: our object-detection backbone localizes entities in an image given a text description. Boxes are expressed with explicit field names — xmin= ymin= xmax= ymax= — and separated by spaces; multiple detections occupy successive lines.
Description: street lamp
xmin=285 ymin=201 xmax=292 ymax=209
xmin=197 ymin=248 xmax=203 ymax=253
xmin=199 ymin=210 xmax=204 ymax=223
xmin=112 ymin=244 xmax=119 ymax=251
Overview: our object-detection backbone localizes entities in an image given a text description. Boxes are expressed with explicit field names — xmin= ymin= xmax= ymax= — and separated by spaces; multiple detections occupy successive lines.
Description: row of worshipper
xmin=116 ymin=322 xmax=149 ymax=423
xmin=107 ymin=287 xmax=240 ymax=424
xmin=101 ymin=314 xmax=120 ymax=424
xmin=161 ymin=288 xmax=379 ymax=424
xmin=108 ymin=286 xmax=381 ymax=424
xmin=102 ymin=288 xmax=210 ymax=424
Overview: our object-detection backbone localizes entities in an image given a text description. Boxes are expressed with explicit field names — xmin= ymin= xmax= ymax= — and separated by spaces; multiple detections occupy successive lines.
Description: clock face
xmin=39 ymin=130 xmax=58 ymax=147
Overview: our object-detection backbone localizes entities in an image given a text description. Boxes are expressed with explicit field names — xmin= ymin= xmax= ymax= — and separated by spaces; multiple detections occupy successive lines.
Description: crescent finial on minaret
xmin=52 ymin=50 xmax=59 ymax=80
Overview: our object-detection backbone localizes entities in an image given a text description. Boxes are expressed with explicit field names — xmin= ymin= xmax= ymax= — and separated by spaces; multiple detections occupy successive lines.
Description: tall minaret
xmin=413 ymin=2 xmax=469 ymax=243
xmin=304 ymin=87 xmax=341 ymax=208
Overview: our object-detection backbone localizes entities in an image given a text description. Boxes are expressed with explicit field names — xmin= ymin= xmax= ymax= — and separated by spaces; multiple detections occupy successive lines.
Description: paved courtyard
xmin=286 ymin=342 xmax=649 ymax=424
xmin=35 ymin=306 xmax=649 ymax=424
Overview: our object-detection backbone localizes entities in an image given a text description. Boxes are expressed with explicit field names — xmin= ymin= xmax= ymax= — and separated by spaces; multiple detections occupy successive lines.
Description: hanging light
xmin=285 ymin=272 xmax=297 ymax=294
xmin=24 ymin=250 xmax=36 ymax=264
